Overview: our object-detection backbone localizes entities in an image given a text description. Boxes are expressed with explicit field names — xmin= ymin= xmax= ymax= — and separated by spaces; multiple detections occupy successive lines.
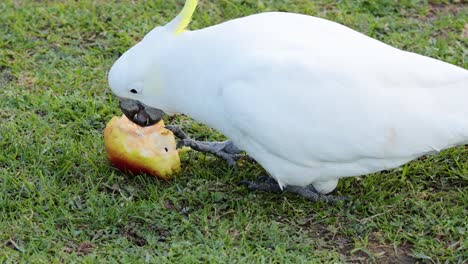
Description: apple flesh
xmin=104 ymin=115 xmax=180 ymax=180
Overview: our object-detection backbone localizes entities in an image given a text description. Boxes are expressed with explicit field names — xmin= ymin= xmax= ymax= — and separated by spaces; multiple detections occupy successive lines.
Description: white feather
xmin=111 ymin=12 xmax=468 ymax=193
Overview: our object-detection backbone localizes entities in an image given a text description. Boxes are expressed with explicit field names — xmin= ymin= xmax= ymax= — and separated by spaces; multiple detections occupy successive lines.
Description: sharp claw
xmin=167 ymin=131 xmax=248 ymax=168
xmin=239 ymin=182 xmax=257 ymax=191
xmin=177 ymin=139 xmax=193 ymax=149
xmin=176 ymin=140 xmax=185 ymax=149
xmin=256 ymin=175 xmax=270 ymax=182
xmin=238 ymin=180 xmax=252 ymax=187
xmin=238 ymin=181 xmax=246 ymax=186
xmin=165 ymin=125 xmax=188 ymax=140
xmin=225 ymin=156 xmax=237 ymax=168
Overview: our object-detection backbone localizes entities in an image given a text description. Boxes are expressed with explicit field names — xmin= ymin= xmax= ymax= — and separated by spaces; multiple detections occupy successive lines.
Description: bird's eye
xmin=129 ymin=83 xmax=143 ymax=94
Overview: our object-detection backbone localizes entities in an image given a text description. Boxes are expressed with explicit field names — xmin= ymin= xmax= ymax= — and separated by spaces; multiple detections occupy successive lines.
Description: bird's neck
xmin=156 ymin=35 xmax=228 ymax=130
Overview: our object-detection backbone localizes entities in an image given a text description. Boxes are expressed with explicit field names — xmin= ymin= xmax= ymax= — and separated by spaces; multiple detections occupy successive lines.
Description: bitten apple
xmin=104 ymin=115 xmax=180 ymax=179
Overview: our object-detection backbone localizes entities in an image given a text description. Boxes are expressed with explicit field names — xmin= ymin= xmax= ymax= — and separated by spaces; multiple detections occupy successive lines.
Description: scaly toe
xmin=256 ymin=175 xmax=270 ymax=182
xmin=237 ymin=180 xmax=255 ymax=190
xmin=286 ymin=185 xmax=349 ymax=203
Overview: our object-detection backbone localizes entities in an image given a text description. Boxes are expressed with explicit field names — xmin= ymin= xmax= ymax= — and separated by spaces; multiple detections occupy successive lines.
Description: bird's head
xmin=108 ymin=0 xmax=198 ymax=126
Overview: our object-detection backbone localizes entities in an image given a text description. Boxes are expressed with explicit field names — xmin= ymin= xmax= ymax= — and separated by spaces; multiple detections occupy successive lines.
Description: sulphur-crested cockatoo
xmin=108 ymin=0 xmax=468 ymax=202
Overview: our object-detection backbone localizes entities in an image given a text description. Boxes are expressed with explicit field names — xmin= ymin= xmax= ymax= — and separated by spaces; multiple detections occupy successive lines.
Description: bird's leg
xmin=165 ymin=125 xmax=189 ymax=140
xmin=178 ymin=139 xmax=242 ymax=167
xmin=285 ymin=186 xmax=349 ymax=203
xmin=239 ymin=176 xmax=348 ymax=203
xmin=239 ymin=176 xmax=283 ymax=192
xmin=165 ymin=125 xmax=252 ymax=168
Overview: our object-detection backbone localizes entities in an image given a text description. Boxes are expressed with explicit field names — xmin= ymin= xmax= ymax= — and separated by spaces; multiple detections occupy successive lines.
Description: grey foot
xmin=165 ymin=125 xmax=252 ymax=168
xmin=238 ymin=176 xmax=282 ymax=192
xmin=239 ymin=176 xmax=348 ymax=203
xmin=165 ymin=125 xmax=189 ymax=140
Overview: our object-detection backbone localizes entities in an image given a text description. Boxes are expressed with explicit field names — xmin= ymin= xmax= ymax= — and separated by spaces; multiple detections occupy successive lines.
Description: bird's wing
xmin=220 ymin=54 xmax=468 ymax=167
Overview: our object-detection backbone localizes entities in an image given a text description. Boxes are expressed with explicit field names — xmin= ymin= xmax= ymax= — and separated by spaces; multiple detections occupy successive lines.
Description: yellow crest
xmin=166 ymin=0 xmax=198 ymax=35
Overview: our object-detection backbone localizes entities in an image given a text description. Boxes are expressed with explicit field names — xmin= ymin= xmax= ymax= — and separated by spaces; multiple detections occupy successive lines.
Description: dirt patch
xmin=363 ymin=235 xmax=414 ymax=264
xmin=4 ymin=239 xmax=22 ymax=252
xmin=16 ymin=73 xmax=37 ymax=88
xmin=426 ymin=2 xmax=464 ymax=20
xmin=463 ymin=24 xmax=468 ymax=39
xmin=35 ymin=109 xmax=48 ymax=117
xmin=64 ymin=242 xmax=94 ymax=255
xmin=123 ymin=228 xmax=148 ymax=247
xmin=0 ymin=66 xmax=15 ymax=87
xmin=423 ymin=3 xmax=466 ymax=39
xmin=300 ymin=219 xmax=415 ymax=263
xmin=120 ymin=223 xmax=170 ymax=246
xmin=164 ymin=199 xmax=192 ymax=216
xmin=340 ymin=233 xmax=415 ymax=263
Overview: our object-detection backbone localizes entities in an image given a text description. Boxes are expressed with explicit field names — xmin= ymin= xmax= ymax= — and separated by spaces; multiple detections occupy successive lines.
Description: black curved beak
xmin=119 ymin=98 xmax=165 ymax=127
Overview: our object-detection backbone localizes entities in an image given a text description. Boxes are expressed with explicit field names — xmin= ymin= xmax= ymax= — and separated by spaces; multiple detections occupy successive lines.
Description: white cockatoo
xmin=108 ymin=0 xmax=468 ymax=202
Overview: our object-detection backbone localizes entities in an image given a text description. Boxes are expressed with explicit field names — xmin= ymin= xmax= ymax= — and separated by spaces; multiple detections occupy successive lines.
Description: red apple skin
xmin=104 ymin=115 xmax=181 ymax=180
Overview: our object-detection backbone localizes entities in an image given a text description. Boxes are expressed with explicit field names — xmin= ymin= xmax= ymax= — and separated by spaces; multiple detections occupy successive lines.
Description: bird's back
xmin=194 ymin=11 xmax=467 ymax=95
xmin=164 ymin=11 xmax=468 ymax=188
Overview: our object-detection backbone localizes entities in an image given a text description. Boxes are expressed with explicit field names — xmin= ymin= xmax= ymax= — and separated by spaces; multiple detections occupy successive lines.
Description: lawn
xmin=1 ymin=0 xmax=467 ymax=262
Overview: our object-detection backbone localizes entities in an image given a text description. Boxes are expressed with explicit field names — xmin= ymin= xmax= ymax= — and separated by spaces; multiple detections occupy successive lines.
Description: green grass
xmin=1 ymin=0 xmax=467 ymax=262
